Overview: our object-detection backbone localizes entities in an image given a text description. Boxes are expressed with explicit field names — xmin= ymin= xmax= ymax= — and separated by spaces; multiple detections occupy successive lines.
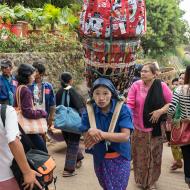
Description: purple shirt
xmin=14 ymin=86 xmax=47 ymax=119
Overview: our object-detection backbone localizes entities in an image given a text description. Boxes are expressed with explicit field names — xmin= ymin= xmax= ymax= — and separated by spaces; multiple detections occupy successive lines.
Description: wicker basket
xmin=84 ymin=61 xmax=135 ymax=93
xmin=159 ymin=67 xmax=176 ymax=84
xmin=82 ymin=37 xmax=139 ymax=93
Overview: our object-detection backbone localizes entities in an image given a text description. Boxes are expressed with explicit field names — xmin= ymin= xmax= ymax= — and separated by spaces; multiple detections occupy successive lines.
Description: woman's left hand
xmin=149 ymin=109 xmax=163 ymax=123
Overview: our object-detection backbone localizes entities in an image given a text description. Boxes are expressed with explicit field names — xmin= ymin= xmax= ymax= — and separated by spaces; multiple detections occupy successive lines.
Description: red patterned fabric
xmin=80 ymin=0 xmax=146 ymax=39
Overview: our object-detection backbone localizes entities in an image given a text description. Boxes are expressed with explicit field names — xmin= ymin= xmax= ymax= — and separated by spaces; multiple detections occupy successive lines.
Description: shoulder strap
xmin=61 ymin=86 xmax=72 ymax=107
xmin=16 ymin=85 xmax=26 ymax=109
xmin=0 ymin=104 xmax=7 ymax=127
xmin=66 ymin=90 xmax=70 ymax=107
xmin=61 ymin=89 xmax=66 ymax=105
xmin=86 ymin=97 xmax=125 ymax=132
xmin=108 ymin=97 xmax=125 ymax=133
xmin=86 ymin=99 xmax=97 ymax=129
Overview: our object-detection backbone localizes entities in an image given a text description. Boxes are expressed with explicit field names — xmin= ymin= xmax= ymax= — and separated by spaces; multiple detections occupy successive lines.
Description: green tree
xmin=141 ymin=0 xmax=190 ymax=57
xmin=1 ymin=0 xmax=81 ymax=7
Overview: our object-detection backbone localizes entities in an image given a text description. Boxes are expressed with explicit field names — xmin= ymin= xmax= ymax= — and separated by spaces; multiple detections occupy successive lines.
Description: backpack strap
xmin=0 ymin=104 xmax=7 ymax=127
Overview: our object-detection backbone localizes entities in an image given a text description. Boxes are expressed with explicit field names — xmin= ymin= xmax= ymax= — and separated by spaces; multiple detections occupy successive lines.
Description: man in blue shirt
xmin=29 ymin=62 xmax=56 ymax=127
xmin=0 ymin=59 xmax=17 ymax=105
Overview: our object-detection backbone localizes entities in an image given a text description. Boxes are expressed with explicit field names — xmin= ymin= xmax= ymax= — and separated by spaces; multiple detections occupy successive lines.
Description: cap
xmin=0 ymin=59 xmax=12 ymax=67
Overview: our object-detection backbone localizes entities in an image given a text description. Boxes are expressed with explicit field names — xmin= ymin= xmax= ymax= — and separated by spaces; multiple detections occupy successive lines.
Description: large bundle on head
xmin=79 ymin=0 xmax=146 ymax=93
xmin=83 ymin=38 xmax=140 ymax=92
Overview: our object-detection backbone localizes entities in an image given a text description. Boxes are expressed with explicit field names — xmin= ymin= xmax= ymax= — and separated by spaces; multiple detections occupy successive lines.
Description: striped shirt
xmin=168 ymin=85 xmax=190 ymax=119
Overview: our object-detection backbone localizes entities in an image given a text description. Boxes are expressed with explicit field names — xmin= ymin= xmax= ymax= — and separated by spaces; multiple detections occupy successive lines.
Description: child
xmin=81 ymin=78 xmax=134 ymax=190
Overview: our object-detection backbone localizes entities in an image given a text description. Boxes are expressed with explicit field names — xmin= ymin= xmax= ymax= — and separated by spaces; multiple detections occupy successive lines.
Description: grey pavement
xmin=48 ymin=141 xmax=188 ymax=190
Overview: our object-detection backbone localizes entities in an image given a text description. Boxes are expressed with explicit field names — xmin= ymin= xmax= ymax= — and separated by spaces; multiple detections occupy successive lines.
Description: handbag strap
xmin=16 ymin=85 xmax=26 ymax=110
xmin=16 ymin=85 xmax=36 ymax=110
xmin=61 ymin=86 xmax=72 ymax=107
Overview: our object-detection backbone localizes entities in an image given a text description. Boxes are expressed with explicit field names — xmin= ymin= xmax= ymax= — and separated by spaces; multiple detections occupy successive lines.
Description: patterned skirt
xmin=132 ymin=129 xmax=163 ymax=188
xmin=94 ymin=156 xmax=130 ymax=190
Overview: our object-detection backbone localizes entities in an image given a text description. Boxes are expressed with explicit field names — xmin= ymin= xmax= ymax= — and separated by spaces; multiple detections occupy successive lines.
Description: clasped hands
xmin=84 ymin=128 xmax=104 ymax=149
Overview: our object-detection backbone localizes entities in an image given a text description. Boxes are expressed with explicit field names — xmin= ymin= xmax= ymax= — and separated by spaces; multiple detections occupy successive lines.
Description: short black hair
xmin=60 ymin=72 xmax=72 ymax=88
xmin=172 ymin=78 xmax=178 ymax=84
xmin=16 ymin=64 xmax=35 ymax=85
xmin=33 ymin=61 xmax=46 ymax=75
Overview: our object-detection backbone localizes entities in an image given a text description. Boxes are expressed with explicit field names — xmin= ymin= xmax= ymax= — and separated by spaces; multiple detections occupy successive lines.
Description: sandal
xmin=76 ymin=160 xmax=82 ymax=169
xmin=170 ymin=162 xmax=182 ymax=171
xmin=62 ymin=171 xmax=77 ymax=177
xmin=147 ymin=184 xmax=157 ymax=190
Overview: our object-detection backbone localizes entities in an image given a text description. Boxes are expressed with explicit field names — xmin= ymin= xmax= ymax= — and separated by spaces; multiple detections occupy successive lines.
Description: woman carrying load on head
xmin=81 ymin=78 xmax=134 ymax=190
xmin=127 ymin=63 xmax=172 ymax=190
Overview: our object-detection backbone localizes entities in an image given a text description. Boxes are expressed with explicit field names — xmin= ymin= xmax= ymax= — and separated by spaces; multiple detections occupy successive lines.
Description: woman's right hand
xmin=84 ymin=128 xmax=103 ymax=149
xmin=23 ymin=170 xmax=43 ymax=190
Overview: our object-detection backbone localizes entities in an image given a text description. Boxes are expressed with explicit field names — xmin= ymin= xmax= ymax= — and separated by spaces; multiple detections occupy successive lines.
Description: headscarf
xmin=91 ymin=78 xmax=120 ymax=100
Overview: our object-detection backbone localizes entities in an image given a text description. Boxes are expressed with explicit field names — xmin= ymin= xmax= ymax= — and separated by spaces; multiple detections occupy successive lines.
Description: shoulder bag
xmin=170 ymin=87 xmax=190 ymax=146
xmin=0 ymin=104 xmax=56 ymax=190
xmin=15 ymin=85 xmax=48 ymax=134
xmin=54 ymin=86 xmax=82 ymax=134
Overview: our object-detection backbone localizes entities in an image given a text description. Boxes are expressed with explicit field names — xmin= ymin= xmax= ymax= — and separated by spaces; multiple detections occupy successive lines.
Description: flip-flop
xmin=76 ymin=160 xmax=82 ymax=169
xmin=62 ymin=171 xmax=77 ymax=177
xmin=170 ymin=162 xmax=182 ymax=171
xmin=147 ymin=184 xmax=157 ymax=190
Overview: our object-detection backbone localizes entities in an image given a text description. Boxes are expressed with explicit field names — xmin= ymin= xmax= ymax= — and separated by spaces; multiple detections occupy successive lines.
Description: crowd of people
xmin=0 ymin=59 xmax=190 ymax=190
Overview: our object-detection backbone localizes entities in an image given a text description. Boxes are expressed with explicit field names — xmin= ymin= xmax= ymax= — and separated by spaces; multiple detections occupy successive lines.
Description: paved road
xmin=48 ymin=141 xmax=187 ymax=190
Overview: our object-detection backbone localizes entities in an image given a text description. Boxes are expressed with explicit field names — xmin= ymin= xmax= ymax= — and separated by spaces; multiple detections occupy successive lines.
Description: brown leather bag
xmin=170 ymin=120 xmax=190 ymax=146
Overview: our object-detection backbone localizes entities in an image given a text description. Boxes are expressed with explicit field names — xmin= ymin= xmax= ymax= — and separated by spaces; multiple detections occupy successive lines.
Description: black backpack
xmin=0 ymin=105 xmax=57 ymax=190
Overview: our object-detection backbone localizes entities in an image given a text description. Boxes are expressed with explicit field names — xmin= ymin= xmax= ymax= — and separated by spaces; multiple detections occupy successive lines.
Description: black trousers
xmin=181 ymin=144 xmax=190 ymax=184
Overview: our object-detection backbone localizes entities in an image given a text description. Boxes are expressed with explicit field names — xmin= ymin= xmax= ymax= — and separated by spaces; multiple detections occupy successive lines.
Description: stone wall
xmin=0 ymin=50 xmax=88 ymax=94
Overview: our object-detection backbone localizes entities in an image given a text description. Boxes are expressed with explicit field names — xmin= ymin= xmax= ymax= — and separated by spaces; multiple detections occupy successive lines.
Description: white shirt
xmin=0 ymin=105 xmax=19 ymax=181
